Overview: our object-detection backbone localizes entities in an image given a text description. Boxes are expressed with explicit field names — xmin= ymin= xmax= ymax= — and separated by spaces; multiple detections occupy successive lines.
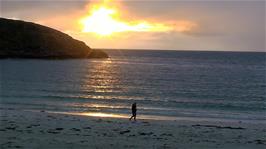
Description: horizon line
xmin=93 ymin=48 xmax=266 ymax=53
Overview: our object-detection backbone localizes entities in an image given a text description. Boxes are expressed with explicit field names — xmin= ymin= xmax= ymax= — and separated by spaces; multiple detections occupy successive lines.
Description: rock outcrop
xmin=0 ymin=18 xmax=108 ymax=59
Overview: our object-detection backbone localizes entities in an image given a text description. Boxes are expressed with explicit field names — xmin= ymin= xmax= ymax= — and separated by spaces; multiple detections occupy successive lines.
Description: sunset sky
xmin=1 ymin=0 xmax=265 ymax=52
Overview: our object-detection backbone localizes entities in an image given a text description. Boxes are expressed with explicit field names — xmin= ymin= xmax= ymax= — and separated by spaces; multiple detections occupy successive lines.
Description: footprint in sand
xmin=55 ymin=128 xmax=64 ymax=131
xmin=119 ymin=130 xmax=130 ymax=134
xmin=138 ymin=132 xmax=153 ymax=136
xmin=70 ymin=128 xmax=81 ymax=131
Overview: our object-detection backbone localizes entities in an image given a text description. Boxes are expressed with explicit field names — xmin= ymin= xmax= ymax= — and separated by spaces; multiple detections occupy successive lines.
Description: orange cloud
xmin=78 ymin=1 xmax=198 ymax=36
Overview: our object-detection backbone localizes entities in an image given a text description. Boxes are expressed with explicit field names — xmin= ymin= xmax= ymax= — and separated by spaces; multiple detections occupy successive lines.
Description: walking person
xmin=129 ymin=102 xmax=137 ymax=121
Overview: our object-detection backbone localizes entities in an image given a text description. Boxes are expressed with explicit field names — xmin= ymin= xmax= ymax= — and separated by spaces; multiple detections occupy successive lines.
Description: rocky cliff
xmin=0 ymin=18 xmax=108 ymax=59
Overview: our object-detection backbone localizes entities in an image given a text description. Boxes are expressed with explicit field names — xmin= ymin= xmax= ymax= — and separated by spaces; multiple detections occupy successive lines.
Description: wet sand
xmin=0 ymin=106 xmax=266 ymax=149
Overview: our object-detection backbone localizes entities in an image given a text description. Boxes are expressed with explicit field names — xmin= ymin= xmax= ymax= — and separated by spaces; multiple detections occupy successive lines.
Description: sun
xmin=80 ymin=7 xmax=122 ymax=35
xmin=79 ymin=5 xmax=173 ymax=36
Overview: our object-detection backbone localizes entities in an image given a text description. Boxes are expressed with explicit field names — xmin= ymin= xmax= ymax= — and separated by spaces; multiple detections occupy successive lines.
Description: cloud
xmin=1 ymin=0 xmax=265 ymax=51
xmin=0 ymin=0 xmax=87 ymax=21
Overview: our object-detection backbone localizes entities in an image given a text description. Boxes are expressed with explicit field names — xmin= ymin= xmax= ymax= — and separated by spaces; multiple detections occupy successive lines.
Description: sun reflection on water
xmin=47 ymin=111 xmax=128 ymax=118
xmin=80 ymin=58 xmax=124 ymax=99
xmin=46 ymin=111 xmax=178 ymax=121
xmin=81 ymin=112 xmax=127 ymax=118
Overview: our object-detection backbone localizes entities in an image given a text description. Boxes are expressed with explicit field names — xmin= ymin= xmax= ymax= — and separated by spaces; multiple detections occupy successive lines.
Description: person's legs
xmin=133 ymin=113 xmax=136 ymax=121
xmin=129 ymin=115 xmax=133 ymax=120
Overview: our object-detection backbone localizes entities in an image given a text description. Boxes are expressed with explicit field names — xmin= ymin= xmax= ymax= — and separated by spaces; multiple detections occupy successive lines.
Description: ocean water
xmin=0 ymin=50 xmax=265 ymax=122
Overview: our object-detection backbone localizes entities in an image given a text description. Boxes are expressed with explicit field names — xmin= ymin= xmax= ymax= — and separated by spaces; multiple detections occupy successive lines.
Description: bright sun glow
xmin=79 ymin=5 xmax=173 ymax=36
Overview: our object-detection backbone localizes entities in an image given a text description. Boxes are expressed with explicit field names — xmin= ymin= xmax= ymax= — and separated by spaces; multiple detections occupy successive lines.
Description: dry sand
xmin=0 ymin=106 xmax=266 ymax=149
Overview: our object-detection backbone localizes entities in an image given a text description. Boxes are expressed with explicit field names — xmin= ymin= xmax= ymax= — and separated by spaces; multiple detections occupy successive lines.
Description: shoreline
xmin=1 ymin=106 xmax=266 ymax=148
xmin=42 ymin=110 xmax=266 ymax=126
xmin=2 ymin=102 xmax=265 ymax=125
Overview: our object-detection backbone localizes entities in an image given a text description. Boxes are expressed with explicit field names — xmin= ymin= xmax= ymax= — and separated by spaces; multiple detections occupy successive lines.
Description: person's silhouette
xmin=129 ymin=102 xmax=137 ymax=121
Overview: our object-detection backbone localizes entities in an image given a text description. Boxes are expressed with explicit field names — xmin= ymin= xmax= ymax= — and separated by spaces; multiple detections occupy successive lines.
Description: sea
xmin=1 ymin=50 xmax=265 ymax=122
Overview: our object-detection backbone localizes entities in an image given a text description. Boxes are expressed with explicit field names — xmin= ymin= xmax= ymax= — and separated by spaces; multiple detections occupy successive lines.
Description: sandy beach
xmin=0 ymin=105 xmax=265 ymax=149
